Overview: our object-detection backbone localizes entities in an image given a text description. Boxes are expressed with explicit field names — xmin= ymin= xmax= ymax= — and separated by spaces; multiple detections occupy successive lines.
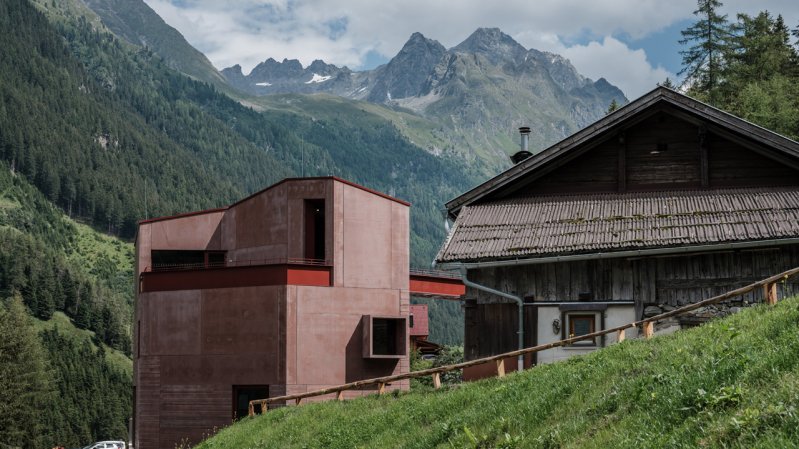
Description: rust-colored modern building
xmin=134 ymin=177 xmax=416 ymax=449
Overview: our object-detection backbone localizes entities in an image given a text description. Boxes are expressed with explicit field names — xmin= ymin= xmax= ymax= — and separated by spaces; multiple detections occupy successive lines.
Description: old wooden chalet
xmin=435 ymin=87 xmax=799 ymax=380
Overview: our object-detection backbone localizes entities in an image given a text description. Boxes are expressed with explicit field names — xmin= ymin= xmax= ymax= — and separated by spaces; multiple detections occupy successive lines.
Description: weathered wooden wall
xmin=464 ymin=245 xmax=799 ymax=361
xmin=505 ymin=110 xmax=799 ymax=199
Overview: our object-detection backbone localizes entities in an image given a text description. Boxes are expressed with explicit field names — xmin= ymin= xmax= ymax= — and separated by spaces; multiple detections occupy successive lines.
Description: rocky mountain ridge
xmin=223 ymin=28 xmax=623 ymax=111
xmin=224 ymin=28 xmax=626 ymax=169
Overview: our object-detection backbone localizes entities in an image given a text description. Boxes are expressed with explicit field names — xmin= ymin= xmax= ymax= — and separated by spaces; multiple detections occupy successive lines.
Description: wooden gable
xmin=446 ymin=88 xmax=799 ymax=216
xmin=488 ymin=107 xmax=799 ymax=201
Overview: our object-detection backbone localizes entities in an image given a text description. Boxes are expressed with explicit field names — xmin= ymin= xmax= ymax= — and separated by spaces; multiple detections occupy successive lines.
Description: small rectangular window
xmin=362 ymin=315 xmax=407 ymax=358
xmin=569 ymin=314 xmax=596 ymax=346
xmin=232 ymin=385 xmax=269 ymax=421
xmin=409 ymin=314 xmax=414 ymax=328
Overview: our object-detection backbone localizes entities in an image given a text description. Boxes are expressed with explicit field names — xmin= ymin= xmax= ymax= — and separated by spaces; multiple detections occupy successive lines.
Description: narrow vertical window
xmin=304 ymin=199 xmax=325 ymax=260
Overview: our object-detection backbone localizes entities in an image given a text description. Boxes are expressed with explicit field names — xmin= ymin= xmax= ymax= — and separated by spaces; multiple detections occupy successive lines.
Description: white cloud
xmin=144 ymin=0 xmax=799 ymax=98
xmin=559 ymin=37 xmax=674 ymax=98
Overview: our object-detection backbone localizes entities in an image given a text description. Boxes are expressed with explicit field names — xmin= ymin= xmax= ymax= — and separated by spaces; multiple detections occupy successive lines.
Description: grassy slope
xmin=197 ymin=297 xmax=799 ymax=449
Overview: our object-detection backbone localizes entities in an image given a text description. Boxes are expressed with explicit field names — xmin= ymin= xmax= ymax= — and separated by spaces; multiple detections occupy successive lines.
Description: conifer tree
xmin=0 ymin=295 xmax=53 ymax=449
xmin=679 ymin=0 xmax=731 ymax=101
xmin=606 ymin=99 xmax=620 ymax=114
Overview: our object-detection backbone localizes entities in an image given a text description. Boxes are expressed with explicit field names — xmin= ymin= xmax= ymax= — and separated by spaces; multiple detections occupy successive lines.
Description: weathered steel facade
xmin=134 ymin=178 xmax=412 ymax=449
xmin=436 ymin=87 xmax=799 ymax=379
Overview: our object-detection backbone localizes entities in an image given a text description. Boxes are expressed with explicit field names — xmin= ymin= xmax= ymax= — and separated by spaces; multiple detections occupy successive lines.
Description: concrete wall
xmin=135 ymin=285 xmax=286 ymax=449
xmin=135 ymin=211 xmax=226 ymax=280
xmin=336 ymin=182 xmax=409 ymax=290
xmin=284 ymin=285 xmax=410 ymax=400
xmin=224 ymin=179 xmax=335 ymax=262
xmin=534 ymin=305 xmax=637 ymax=364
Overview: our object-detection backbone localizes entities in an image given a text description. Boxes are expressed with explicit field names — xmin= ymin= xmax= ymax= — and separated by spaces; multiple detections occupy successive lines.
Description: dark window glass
xmin=207 ymin=251 xmax=226 ymax=267
xmin=151 ymin=250 xmax=204 ymax=270
xmin=232 ymin=385 xmax=269 ymax=420
xmin=569 ymin=314 xmax=596 ymax=345
xmin=304 ymin=199 xmax=326 ymax=261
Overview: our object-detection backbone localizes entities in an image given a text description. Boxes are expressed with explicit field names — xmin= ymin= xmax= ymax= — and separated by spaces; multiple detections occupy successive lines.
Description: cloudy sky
xmin=144 ymin=0 xmax=799 ymax=98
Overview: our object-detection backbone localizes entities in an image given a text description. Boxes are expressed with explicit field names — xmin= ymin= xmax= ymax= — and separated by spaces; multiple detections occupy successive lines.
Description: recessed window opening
xmin=409 ymin=314 xmax=415 ymax=329
xmin=363 ymin=315 xmax=407 ymax=358
xmin=304 ymin=199 xmax=326 ymax=261
xmin=206 ymin=251 xmax=226 ymax=268
xmin=650 ymin=142 xmax=668 ymax=155
xmin=151 ymin=250 xmax=227 ymax=270
xmin=232 ymin=385 xmax=269 ymax=421
xmin=151 ymin=250 xmax=204 ymax=270
xmin=568 ymin=314 xmax=596 ymax=346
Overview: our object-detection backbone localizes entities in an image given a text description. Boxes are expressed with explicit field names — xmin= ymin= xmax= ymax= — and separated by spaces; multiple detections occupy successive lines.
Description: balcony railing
xmin=145 ymin=258 xmax=330 ymax=272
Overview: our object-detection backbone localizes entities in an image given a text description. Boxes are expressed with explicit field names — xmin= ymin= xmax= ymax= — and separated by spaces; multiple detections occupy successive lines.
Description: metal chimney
xmin=519 ymin=126 xmax=530 ymax=152
xmin=510 ymin=126 xmax=533 ymax=164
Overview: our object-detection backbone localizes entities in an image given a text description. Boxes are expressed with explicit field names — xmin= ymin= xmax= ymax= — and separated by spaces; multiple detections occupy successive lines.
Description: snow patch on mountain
xmin=305 ymin=74 xmax=332 ymax=84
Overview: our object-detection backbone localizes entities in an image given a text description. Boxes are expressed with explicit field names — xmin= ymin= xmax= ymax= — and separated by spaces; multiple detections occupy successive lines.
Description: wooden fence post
xmin=643 ymin=322 xmax=654 ymax=339
xmin=764 ymin=283 xmax=778 ymax=305
xmin=496 ymin=359 xmax=506 ymax=378
xmin=336 ymin=390 xmax=345 ymax=401
xmin=248 ymin=402 xmax=254 ymax=417
xmin=616 ymin=329 xmax=626 ymax=343
xmin=432 ymin=372 xmax=442 ymax=389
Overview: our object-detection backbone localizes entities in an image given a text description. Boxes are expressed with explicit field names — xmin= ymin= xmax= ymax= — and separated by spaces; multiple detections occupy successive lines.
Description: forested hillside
xmin=1 ymin=0 xmax=470 ymax=351
xmin=0 ymin=155 xmax=133 ymax=446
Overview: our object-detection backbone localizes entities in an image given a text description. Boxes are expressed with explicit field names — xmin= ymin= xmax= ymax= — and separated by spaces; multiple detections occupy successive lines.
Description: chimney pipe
xmin=510 ymin=126 xmax=533 ymax=164
xmin=519 ymin=126 xmax=530 ymax=152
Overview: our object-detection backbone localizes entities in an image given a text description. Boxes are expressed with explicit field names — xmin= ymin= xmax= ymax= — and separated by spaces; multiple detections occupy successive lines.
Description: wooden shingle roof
xmin=436 ymin=188 xmax=799 ymax=263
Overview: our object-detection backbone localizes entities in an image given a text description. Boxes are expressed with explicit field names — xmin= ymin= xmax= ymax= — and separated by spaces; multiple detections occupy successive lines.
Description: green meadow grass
xmin=196 ymin=296 xmax=799 ymax=449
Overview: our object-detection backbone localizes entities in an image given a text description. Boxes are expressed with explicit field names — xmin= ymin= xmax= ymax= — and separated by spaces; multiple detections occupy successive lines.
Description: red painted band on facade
xmin=140 ymin=264 xmax=332 ymax=292
xmin=409 ymin=275 xmax=465 ymax=297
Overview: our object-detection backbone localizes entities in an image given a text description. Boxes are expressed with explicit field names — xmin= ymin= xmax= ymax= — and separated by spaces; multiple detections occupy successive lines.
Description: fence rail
xmin=249 ymin=266 xmax=799 ymax=416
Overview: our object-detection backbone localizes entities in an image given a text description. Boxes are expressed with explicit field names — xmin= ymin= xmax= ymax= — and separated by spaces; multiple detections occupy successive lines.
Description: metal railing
xmin=145 ymin=258 xmax=330 ymax=272
xmin=249 ymin=266 xmax=799 ymax=415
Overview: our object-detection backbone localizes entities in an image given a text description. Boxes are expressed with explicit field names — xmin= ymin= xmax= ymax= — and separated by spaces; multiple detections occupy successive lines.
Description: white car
xmin=84 ymin=441 xmax=126 ymax=449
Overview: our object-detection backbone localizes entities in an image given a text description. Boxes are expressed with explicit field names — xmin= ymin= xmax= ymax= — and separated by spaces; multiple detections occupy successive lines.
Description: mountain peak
xmin=366 ymin=32 xmax=446 ymax=102
xmin=452 ymin=27 xmax=527 ymax=64
xmin=408 ymin=31 xmax=427 ymax=42
xmin=398 ymin=32 xmax=445 ymax=55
